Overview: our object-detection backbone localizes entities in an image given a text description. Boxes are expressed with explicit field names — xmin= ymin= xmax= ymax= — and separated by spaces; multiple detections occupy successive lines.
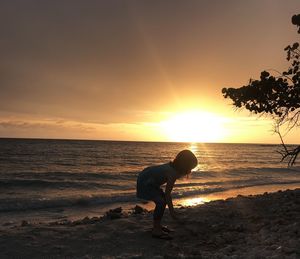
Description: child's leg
xmin=152 ymin=195 xmax=166 ymax=234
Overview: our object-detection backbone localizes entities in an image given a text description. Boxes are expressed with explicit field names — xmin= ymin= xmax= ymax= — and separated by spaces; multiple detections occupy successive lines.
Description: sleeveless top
xmin=137 ymin=162 xmax=179 ymax=188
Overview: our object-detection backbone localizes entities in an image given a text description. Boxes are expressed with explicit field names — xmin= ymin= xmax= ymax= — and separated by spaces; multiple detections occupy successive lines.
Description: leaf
xmin=261 ymin=71 xmax=270 ymax=77
xmin=292 ymin=14 xmax=300 ymax=26
xmin=292 ymin=42 xmax=299 ymax=50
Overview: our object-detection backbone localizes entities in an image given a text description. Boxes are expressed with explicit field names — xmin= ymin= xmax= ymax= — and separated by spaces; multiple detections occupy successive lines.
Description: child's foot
xmin=161 ymin=225 xmax=174 ymax=233
xmin=152 ymin=227 xmax=173 ymax=240
xmin=152 ymin=232 xmax=173 ymax=240
xmin=150 ymin=226 xmax=174 ymax=233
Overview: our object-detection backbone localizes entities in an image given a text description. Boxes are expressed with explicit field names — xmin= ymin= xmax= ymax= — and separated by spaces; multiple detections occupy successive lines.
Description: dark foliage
xmin=222 ymin=15 xmax=300 ymax=166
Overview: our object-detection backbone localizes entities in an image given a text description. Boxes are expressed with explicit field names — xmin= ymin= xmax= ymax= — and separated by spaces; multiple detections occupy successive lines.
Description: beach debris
xmin=48 ymin=216 xmax=103 ymax=226
xmin=21 ymin=220 xmax=29 ymax=227
xmin=81 ymin=216 xmax=92 ymax=224
xmin=72 ymin=216 xmax=101 ymax=225
xmin=105 ymin=207 xmax=123 ymax=219
xmin=59 ymin=219 xmax=72 ymax=225
xmin=133 ymin=205 xmax=148 ymax=214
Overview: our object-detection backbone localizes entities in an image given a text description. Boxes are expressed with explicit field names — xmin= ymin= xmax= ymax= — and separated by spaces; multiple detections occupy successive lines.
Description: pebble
xmin=21 ymin=220 xmax=29 ymax=227
xmin=133 ymin=205 xmax=146 ymax=214
xmin=106 ymin=207 xmax=123 ymax=219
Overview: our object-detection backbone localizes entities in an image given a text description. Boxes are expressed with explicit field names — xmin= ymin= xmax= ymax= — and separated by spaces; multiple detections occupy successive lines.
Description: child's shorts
xmin=136 ymin=182 xmax=165 ymax=201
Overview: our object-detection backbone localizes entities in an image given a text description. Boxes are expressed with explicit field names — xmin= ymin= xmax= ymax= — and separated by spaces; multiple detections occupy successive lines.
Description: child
xmin=136 ymin=149 xmax=198 ymax=240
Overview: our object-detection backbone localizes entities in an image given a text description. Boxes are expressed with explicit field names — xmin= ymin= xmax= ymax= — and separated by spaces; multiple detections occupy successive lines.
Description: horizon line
xmin=0 ymin=136 xmax=298 ymax=146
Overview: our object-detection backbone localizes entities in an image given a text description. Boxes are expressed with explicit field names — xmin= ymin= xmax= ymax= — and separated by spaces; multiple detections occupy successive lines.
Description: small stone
xmin=70 ymin=220 xmax=80 ymax=226
xmin=106 ymin=207 xmax=123 ymax=219
xmin=234 ymin=224 xmax=244 ymax=232
xmin=80 ymin=217 xmax=90 ymax=224
xmin=133 ymin=205 xmax=146 ymax=214
xmin=90 ymin=217 xmax=99 ymax=223
xmin=270 ymin=244 xmax=278 ymax=250
xmin=59 ymin=219 xmax=71 ymax=225
xmin=111 ymin=207 xmax=122 ymax=213
xmin=21 ymin=220 xmax=29 ymax=227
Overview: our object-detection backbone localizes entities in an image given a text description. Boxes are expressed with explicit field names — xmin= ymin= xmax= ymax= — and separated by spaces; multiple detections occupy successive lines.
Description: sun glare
xmin=160 ymin=111 xmax=228 ymax=143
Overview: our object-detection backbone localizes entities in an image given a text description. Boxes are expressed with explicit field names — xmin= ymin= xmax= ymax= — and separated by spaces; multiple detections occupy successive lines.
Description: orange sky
xmin=0 ymin=0 xmax=299 ymax=143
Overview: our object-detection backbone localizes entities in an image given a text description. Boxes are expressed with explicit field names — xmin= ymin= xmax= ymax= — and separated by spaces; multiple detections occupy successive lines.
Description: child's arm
xmin=165 ymin=175 xmax=177 ymax=219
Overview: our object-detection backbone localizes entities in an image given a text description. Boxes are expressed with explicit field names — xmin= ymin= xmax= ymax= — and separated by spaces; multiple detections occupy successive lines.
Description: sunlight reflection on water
xmin=179 ymin=197 xmax=209 ymax=207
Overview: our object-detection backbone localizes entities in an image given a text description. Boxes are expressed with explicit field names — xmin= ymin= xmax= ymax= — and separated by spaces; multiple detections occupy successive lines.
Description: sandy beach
xmin=2 ymin=1 xmax=300 ymax=258
xmin=1 ymin=188 xmax=299 ymax=259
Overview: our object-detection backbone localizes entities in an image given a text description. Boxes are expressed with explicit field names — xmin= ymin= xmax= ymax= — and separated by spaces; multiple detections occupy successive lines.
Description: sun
xmin=160 ymin=110 xmax=228 ymax=143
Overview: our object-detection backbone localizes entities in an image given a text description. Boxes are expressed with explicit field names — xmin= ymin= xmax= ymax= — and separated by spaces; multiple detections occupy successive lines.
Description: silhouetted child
xmin=136 ymin=149 xmax=198 ymax=240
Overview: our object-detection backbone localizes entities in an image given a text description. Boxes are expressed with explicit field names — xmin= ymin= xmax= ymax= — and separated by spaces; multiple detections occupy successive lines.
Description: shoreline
xmin=1 ymin=188 xmax=299 ymax=258
xmin=176 ymin=182 xmax=300 ymax=207
xmin=1 ymin=182 xmax=299 ymax=227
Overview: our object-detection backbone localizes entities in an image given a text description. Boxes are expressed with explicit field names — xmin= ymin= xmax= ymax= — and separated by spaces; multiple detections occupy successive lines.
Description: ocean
xmin=1 ymin=138 xmax=300 ymax=225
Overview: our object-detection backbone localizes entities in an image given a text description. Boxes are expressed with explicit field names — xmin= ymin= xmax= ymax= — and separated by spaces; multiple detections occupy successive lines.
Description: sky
xmin=0 ymin=0 xmax=299 ymax=143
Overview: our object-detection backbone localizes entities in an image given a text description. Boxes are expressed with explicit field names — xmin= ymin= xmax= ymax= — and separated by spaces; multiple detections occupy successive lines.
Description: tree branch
xmin=275 ymin=125 xmax=300 ymax=166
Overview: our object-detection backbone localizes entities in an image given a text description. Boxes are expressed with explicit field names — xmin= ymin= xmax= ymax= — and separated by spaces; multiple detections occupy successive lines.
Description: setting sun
xmin=160 ymin=111 xmax=228 ymax=143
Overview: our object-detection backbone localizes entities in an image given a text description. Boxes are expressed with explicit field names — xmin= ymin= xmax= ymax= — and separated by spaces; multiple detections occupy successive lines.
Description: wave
xmin=173 ymin=180 xmax=300 ymax=199
xmin=0 ymin=178 xmax=130 ymax=190
xmin=2 ymin=166 xmax=299 ymax=182
xmin=195 ymin=166 xmax=300 ymax=177
xmin=0 ymin=171 xmax=139 ymax=180
xmin=1 ymin=180 xmax=299 ymax=212
xmin=0 ymin=193 xmax=137 ymax=212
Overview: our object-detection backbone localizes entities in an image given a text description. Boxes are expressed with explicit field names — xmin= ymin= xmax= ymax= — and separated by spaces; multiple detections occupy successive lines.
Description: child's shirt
xmin=137 ymin=162 xmax=179 ymax=188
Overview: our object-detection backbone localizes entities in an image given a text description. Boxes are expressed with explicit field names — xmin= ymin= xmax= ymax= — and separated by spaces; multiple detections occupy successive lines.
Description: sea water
xmin=1 ymin=138 xmax=300 ymax=224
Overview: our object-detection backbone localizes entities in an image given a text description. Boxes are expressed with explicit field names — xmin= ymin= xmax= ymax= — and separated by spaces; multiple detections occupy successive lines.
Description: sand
xmin=1 ymin=188 xmax=299 ymax=259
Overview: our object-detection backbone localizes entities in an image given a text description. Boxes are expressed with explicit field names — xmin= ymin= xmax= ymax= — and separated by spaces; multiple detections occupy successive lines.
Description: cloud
xmin=0 ymin=117 xmax=165 ymax=141
xmin=0 ymin=119 xmax=96 ymax=140
xmin=0 ymin=119 xmax=95 ymax=131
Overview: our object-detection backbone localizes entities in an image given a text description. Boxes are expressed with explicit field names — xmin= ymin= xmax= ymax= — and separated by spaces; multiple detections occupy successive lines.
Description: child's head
xmin=173 ymin=149 xmax=198 ymax=176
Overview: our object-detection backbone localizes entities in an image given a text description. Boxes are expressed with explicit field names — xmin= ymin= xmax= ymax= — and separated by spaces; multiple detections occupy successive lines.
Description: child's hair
xmin=172 ymin=149 xmax=198 ymax=175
